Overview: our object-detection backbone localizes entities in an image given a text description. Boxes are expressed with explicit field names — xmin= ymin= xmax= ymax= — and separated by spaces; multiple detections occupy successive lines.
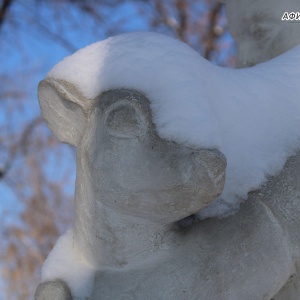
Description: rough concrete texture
xmin=255 ymin=152 xmax=300 ymax=300
xmin=35 ymin=80 xmax=300 ymax=299
xmin=34 ymin=279 xmax=72 ymax=300
xmin=226 ymin=0 xmax=300 ymax=67
xmin=226 ymin=1 xmax=300 ymax=298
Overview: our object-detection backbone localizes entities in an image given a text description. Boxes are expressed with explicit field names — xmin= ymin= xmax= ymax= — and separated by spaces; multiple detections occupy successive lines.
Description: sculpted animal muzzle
xmin=179 ymin=148 xmax=226 ymax=190
xmin=174 ymin=147 xmax=227 ymax=215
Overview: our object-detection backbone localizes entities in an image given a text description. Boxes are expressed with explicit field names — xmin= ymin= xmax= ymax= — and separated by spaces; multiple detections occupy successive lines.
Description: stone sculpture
xmin=226 ymin=1 xmax=300 ymax=298
xmin=226 ymin=0 xmax=300 ymax=67
xmin=34 ymin=32 xmax=300 ymax=300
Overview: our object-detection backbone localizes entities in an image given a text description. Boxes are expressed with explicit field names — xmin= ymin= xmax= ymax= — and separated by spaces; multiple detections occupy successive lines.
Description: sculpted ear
xmin=103 ymin=96 xmax=148 ymax=139
xmin=38 ymin=79 xmax=86 ymax=146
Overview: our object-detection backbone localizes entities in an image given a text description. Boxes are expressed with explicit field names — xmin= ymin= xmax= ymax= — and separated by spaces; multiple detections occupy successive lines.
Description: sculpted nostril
xmin=191 ymin=149 xmax=226 ymax=188
xmin=177 ymin=148 xmax=226 ymax=191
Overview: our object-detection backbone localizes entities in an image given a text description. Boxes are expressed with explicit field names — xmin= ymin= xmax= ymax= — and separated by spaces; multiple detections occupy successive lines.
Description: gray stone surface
xmin=226 ymin=0 xmax=300 ymax=67
xmin=35 ymin=280 xmax=72 ymax=300
xmin=259 ymin=152 xmax=300 ymax=299
xmin=35 ymin=79 xmax=300 ymax=299
xmin=225 ymin=1 xmax=300 ymax=298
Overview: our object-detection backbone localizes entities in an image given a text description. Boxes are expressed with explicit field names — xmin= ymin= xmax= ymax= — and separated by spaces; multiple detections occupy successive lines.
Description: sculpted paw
xmin=35 ymin=279 xmax=73 ymax=300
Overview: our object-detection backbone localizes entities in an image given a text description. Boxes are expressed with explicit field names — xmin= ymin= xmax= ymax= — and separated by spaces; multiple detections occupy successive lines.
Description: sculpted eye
xmin=103 ymin=100 xmax=147 ymax=138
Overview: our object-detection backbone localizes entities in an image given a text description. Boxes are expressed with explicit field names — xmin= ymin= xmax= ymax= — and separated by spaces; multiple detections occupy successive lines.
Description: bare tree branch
xmin=175 ymin=0 xmax=189 ymax=43
xmin=0 ymin=0 xmax=14 ymax=29
xmin=32 ymin=20 xmax=78 ymax=53
xmin=203 ymin=2 xmax=223 ymax=60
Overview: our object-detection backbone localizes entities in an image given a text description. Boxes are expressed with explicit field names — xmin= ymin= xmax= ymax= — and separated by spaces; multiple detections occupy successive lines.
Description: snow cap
xmin=47 ymin=32 xmax=221 ymax=149
xmin=47 ymin=32 xmax=300 ymax=218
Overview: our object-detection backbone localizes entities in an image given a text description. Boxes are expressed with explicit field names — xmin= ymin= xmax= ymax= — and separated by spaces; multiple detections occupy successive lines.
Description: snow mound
xmin=42 ymin=229 xmax=95 ymax=299
xmin=47 ymin=32 xmax=300 ymax=218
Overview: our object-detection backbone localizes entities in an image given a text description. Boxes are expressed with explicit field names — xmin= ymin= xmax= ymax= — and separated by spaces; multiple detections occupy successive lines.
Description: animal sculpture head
xmin=38 ymin=78 xmax=226 ymax=224
xmin=38 ymin=32 xmax=300 ymax=222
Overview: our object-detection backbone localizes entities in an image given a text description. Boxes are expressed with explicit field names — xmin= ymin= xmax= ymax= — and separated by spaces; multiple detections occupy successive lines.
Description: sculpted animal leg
xmin=248 ymin=152 xmax=300 ymax=300
xmin=35 ymin=279 xmax=73 ymax=300
xmin=272 ymin=272 xmax=300 ymax=300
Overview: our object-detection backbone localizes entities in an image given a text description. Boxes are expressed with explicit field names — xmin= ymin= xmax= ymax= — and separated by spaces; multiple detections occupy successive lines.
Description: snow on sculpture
xmin=44 ymin=32 xmax=300 ymax=218
xmin=225 ymin=1 xmax=300 ymax=298
xmin=35 ymin=32 xmax=300 ymax=300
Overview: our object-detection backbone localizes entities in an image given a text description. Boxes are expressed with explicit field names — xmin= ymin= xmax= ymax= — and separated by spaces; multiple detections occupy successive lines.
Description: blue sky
xmin=0 ymin=2 xmax=154 ymax=296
